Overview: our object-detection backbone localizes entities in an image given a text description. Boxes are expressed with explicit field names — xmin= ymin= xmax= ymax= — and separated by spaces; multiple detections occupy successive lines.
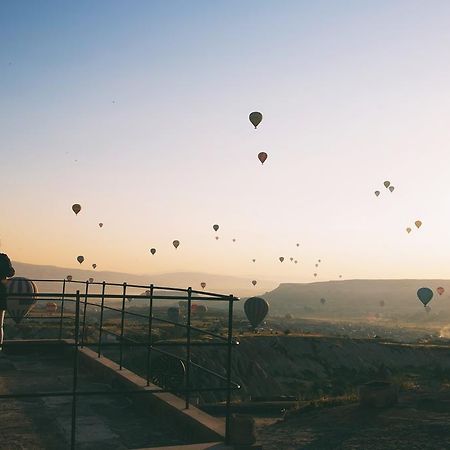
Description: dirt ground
xmin=256 ymin=388 xmax=450 ymax=449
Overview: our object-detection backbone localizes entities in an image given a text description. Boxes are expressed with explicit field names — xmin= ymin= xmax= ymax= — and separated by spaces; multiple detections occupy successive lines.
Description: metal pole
xmin=71 ymin=290 xmax=81 ymax=450
xmin=58 ymin=279 xmax=66 ymax=340
xmin=225 ymin=295 xmax=234 ymax=445
xmin=146 ymin=284 xmax=154 ymax=386
xmin=97 ymin=282 xmax=106 ymax=358
xmin=80 ymin=281 xmax=89 ymax=347
xmin=119 ymin=283 xmax=127 ymax=370
xmin=185 ymin=287 xmax=192 ymax=409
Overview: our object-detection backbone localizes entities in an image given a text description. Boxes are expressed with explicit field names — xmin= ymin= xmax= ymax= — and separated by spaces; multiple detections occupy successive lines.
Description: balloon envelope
xmin=88 ymin=278 xmax=94 ymax=283
xmin=66 ymin=275 xmax=72 ymax=282
xmin=279 ymin=257 xmax=284 ymax=262
xmin=201 ymin=282 xmax=206 ymax=289
xmin=384 ymin=181 xmax=390 ymax=188
xmin=389 ymin=186 xmax=395 ymax=192
xmin=415 ymin=220 xmax=422 ymax=229
xmin=72 ymin=204 xmax=81 ymax=215
xmin=6 ymin=277 xmax=38 ymax=324
xmin=213 ymin=224 xmax=219 ymax=232
xmin=437 ymin=287 xmax=445 ymax=296
xmin=406 ymin=227 xmax=412 ymax=234
xmin=150 ymin=248 xmax=156 ymax=255
xmin=252 ymin=280 xmax=257 ymax=286
xmin=92 ymin=264 xmax=97 ymax=269
xmin=173 ymin=240 xmax=180 ymax=249
xmin=77 ymin=256 xmax=84 ymax=264
xmin=258 ymin=152 xmax=268 ymax=164
xmin=320 ymin=298 xmax=326 ymax=305
xmin=417 ymin=287 xmax=433 ymax=306
xmin=375 ymin=191 xmax=380 ymax=197
xmin=99 ymin=223 xmax=103 ymax=228
xmin=244 ymin=297 xmax=269 ymax=328
xmin=249 ymin=111 xmax=263 ymax=129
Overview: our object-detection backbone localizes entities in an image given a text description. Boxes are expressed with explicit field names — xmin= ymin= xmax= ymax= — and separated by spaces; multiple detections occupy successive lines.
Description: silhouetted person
xmin=0 ymin=254 xmax=15 ymax=350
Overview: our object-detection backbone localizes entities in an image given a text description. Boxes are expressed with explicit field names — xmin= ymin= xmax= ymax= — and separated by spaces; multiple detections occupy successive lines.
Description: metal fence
xmin=2 ymin=279 xmax=241 ymax=448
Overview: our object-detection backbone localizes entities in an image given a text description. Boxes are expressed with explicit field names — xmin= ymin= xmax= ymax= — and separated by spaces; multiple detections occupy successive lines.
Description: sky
xmin=2 ymin=1 xmax=450 ymax=283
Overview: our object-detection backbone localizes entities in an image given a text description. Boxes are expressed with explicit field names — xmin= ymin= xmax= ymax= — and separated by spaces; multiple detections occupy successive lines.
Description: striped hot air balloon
xmin=6 ymin=277 xmax=38 ymax=324
xmin=244 ymin=297 xmax=269 ymax=329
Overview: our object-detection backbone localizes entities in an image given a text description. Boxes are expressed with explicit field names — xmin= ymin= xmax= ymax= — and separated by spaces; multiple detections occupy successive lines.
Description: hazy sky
xmin=2 ymin=1 xmax=450 ymax=283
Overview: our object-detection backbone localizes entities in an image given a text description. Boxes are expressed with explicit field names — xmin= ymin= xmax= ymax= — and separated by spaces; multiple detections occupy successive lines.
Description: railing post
xmin=119 ymin=283 xmax=127 ymax=370
xmin=225 ymin=295 xmax=234 ymax=445
xmin=97 ymin=281 xmax=106 ymax=358
xmin=146 ymin=284 xmax=154 ymax=386
xmin=185 ymin=287 xmax=192 ymax=409
xmin=71 ymin=290 xmax=81 ymax=450
xmin=58 ymin=279 xmax=66 ymax=340
xmin=80 ymin=281 xmax=89 ymax=347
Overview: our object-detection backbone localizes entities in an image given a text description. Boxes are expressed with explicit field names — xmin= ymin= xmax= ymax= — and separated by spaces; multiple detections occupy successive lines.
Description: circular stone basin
xmin=358 ymin=381 xmax=398 ymax=408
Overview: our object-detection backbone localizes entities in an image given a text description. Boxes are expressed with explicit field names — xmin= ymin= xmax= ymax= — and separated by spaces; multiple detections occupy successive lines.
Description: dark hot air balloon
xmin=77 ymin=256 xmax=84 ymax=264
xmin=258 ymin=152 xmax=268 ymax=164
xmin=249 ymin=111 xmax=263 ymax=129
xmin=244 ymin=297 xmax=269 ymax=328
xmin=150 ymin=248 xmax=156 ymax=255
xmin=389 ymin=186 xmax=395 ymax=192
xmin=384 ymin=181 xmax=390 ymax=188
xmin=72 ymin=204 xmax=81 ymax=215
xmin=375 ymin=191 xmax=380 ymax=197
xmin=406 ymin=227 xmax=412 ymax=234
xmin=213 ymin=224 xmax=219 ymax=232
xmin=437 ymin=287 xmax=445 ymax=296
xmin=92 ymin=264 xmax=97 ymax=269
xmin=279 ymin=257 xmax=284 ymax=263
xmin=66 ymin=275 xmax=73 ymax=282
xmin=6 ymin=277 xmax=38 ymax=324
xmin=252 ymin=280 xmax=257 ymax=286
xmin=417 ymin=287 xmax=433 ymax=306
xmin=173 ymin=240 xmax=180 ymax=249
xmin=99 ymin=223 xmax=103 ymax=228
xmin=201 ymin=282 xmax=206 ymax=289
xmin=415 ymin=220 xmax=422 ymax=229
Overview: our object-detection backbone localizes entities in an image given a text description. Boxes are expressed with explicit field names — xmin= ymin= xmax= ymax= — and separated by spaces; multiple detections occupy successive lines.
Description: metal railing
xmin=3 ymin=279 xmax=240 ymax=448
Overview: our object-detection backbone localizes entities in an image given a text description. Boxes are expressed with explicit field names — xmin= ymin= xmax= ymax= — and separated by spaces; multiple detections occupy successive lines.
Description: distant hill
xmin=261 ymin=280 xmax=450 ymax=321
xmin=11 ymin=261 xmax=277 ymax=298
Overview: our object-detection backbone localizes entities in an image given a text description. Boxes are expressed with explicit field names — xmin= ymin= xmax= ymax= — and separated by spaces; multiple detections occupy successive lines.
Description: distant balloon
xmin=232 ymin=238 xmax=236 ymax=242
xmin=314 ymin=273 xmax=317 ymax=277
xmin=318 ymin=259 xmax=321 ymax=263
xmin=99 ymin=223 xmax=103 ymax=228
xmin=215 ymin=236 xmax=219 ymax=240
xmin=417 ymin=287 xmax=433 ymax=306
xmin=279 ymin=257 xmax=284 ymax=263
xmin=92 ymin=264 xmax=97 ymax=269
xmin=389 ymin=186 xmax=395 ymax=192
xmin=66 ymin=275 xmax=73 ymax=282
xmin=173 ymin=240 xmax=180 ymax=249
xmin=150 ymin=248 xmax=156 ymax=255
xmin=320 ymin=298 xmax=326 ymax=305
xmin=375 ymin=191 xmax=380 ymax=197
xmin=415 ymin=220 xmax=422 ymax=229
xmin=244 ymin=297 xmax=269 ymax=328
xmin=437 ymin=287 xmax=445 ymax=296
xmin=315 ymin=264 xmax=318 ymax=267
xmin=339 ymin=275 xmax=342 ymax=278
xmin=258 ymin=152 xmax=268 ymax=164
xmin=252 ymin=259 xmax=256 ymax=263
xmin=294 ymin=260 xmax=298 ymax=264
xmin=72 ymin=204 xmax=81 ymax=215
xmin=406 ymin=227 xmax=412 ymax=234
xmin=384 ymin=181 xmax=390 ymax=188
xmin=296 ymin=243 xmax=300 ymax=247
xmin=77 ymin=256 xmax=84 ymax=264
xmin=213 ymin=224 xmax=219 ymax=232
xmin=290 ymin=257 xmax=294 ymax=262
xmin=252 ymin=280 xmax=257 ymax=286
xmin=249 ymin=111 xmax=263 ymax=129
xmin=88 ymin=277 xmax=94 ymax=284
xmin=200 ymin=282 xmax=206 ymax=289
xmin=6 ymin=277 xmax=38 ymax=324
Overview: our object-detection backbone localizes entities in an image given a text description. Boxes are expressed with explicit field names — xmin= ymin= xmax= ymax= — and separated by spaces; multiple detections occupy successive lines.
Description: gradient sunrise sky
xmin=2 ymin=0 xmax=450 ymax=282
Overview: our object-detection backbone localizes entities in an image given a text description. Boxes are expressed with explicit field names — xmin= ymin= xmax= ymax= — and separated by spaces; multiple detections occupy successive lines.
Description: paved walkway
xmin=0 ymin=351 xmax=187 ymax=449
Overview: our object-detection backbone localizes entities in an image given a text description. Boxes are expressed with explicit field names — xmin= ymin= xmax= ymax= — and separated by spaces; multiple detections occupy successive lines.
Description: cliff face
xmin=191 ymin=336 xmax=450 ymax=402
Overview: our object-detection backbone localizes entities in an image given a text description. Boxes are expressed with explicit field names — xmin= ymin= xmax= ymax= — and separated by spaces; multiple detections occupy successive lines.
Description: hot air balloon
xmin=314 ymin=273 xmax=317 ymax=277
xmin=417 ymin=287 xmax=433 ymax=306
xmin=406 ymin=227 xmax=412 ymax=234
xmin=92 ymin=264 xmax=97 ymax=269
xmin=72 ymin=204 xmax=81 ymax=215
xmin=66 ymin=275 xmax=72 ymax=282
xmin=252 ymin=259 xmax=256 ymax=263
xmin=318 ymin=259 xmax=321 ymax=263
xmin=279 ymin=257 xmax=284 ymax=263
xmin=375 ymin=191 xmax=380 ymax=197
xmin=294 ymin=260 xmax=298 ymax=264
xmin=389 ymin=186 xmax=395 ymax=192
xmin=339 ymin=275 xmax=342 ymax=278
xmin=173 ymin=240 xmax=180 ymax=249
xmin=320 ymin=298 xmax=326 ymax=305
xmin=6 ymin=277 xmax=38 ymax=324
xmin=244 ymin=297 xmax=269 ymax=329
xmin=77 ymin=256 xmax=84 ymax=264
xmin=215 ymin=236 xmax=219 ymax=240
xmin=213 ymin=224 xmax=219 ymax=232
xmin=252 ymin=280 xmax=257 ymax=286
xmin=232 ymin=238 xmax=236 ymax=242
xmin=384 ymin=181 xmax=390 ymax=188
xmin=150 ymin=248 xmax=156 ymax=255
xmin=46 ymin=302 xmax=58 ymax=313
xmin=88 ymin=278 xmax=94 ymax=284
xmin=258 ymin=152 xmax=268 ymax=165
xmin=99 ymin=223 xmax=103 ymax=228
xmin=249 ymin=111 xmax=263 ymax=129
xmin=415 ymin=220 xmax=422 ymax=229
xmin=167 ymin=307 xmax=180 ymax=323
xmin=290 ymin=257 xmax=294 ymax=262
xmin=201 ymin=282 xmax=206 ymax=289
xmin=437 ymin=287 xmax=445 ymax=296
xmin=315 ymin=264 xmax=318 ymax=268
xmin=296 ymin=243 xmax=300 ymax=247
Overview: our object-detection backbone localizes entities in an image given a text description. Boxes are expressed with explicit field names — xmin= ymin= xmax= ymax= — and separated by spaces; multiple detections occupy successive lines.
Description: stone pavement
xmin=0 ymin=351 xmax=188 ymax=449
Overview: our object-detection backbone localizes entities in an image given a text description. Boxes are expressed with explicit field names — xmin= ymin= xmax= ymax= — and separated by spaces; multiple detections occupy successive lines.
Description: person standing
xmin=0 ymin=254 xmax=15 ymax=350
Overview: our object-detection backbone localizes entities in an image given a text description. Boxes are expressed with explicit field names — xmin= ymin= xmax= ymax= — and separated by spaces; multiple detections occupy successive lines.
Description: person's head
xmin=0 ymin=253 xmax=15 ymax=279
